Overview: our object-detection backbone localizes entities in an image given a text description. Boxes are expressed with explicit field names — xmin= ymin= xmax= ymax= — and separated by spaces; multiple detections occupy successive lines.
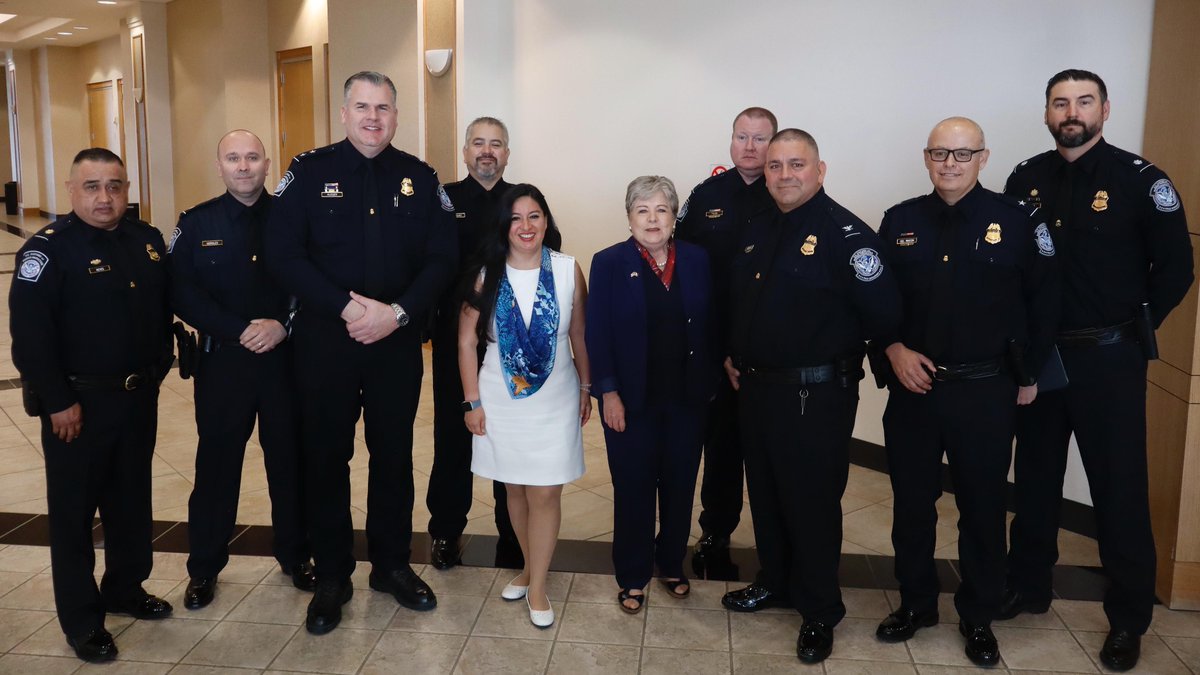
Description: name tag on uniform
xmin=896 ymin=233 xmax=917 ymax=247
xmin=455 ymin=212 xmax=467 ymax=219
xmin=88 ymin=264 xmax=112 ymax=274
xmin=321 ymin=183 xmax=343 ymax=198
xmin=705 ymin=209 xmax=724 ymax=219
xmin=201 ymin=240 xmax=224 ymax=247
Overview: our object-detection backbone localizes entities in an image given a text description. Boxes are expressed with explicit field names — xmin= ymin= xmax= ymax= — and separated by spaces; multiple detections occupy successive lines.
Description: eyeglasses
xmin=925 ymin=147 xmax=986 ymax=162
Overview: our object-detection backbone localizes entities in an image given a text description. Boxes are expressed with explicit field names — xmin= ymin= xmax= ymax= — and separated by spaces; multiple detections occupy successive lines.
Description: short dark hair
xmin=343 ymin=71 xmax=397 ymax=104
xmin=1045 ymin=69 xmax=1108 ymax=104
xmin=734 ymin=107 xmax=778 ymax=136
xmin=769 ymin=128 xmax=820 ymax=156
xmin=72 ymin=147 xmax=124 ymax=168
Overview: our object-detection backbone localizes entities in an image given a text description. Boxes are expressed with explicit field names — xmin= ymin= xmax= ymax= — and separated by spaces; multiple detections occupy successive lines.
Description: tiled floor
xmin=1 ymin=213 xmax=1198 ymax=672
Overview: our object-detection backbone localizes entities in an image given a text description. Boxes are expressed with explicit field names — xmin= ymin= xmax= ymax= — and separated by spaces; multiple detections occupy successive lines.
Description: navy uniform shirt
xmin=169 ymin=191 xmax=289 ymax=340
xmin=437 ymin=175 xmax=511 ymax=331
xmin=1004 ymin=137 xmax=1192 ymax=331
xmin=880 ymin=183 xmax=1060 ymax=370
xmin=9 ymin=214 xmax=171 ymax=413
xmin=265 ymin=139 xmax=458 ymax=322
xmin=729 ymin=188 xmax=902 ymax=368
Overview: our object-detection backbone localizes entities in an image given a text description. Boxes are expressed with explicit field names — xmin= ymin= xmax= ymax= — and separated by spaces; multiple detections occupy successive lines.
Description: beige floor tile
xmin=641 ymin=646 xmax=731 ymax=675
xmin=149 ymin=551 xmax=191 ymax=582
xmin=842 ymin=504 xmax=898 ymax=555
xmin=915 ymin=666 xmax=1006 ymax=675
xmin=729 ymin=611 xmax=802 ymax=655
xmin=824 ymin=658 xmax=918 ymax=674
xmin=421 ymin=565 xmax=498 ymax=597
xmin=0 ymin=607 xmax=55 ymax=652
xmin=180 ymin=620 xmax=297 ymax=669
xmin=555 ymin=601 xmax=644 ymax=645
xmin=0 ymin=574 xmax=56 ymax=611
xmin=568 ymin=572 xmax=628 ymax=604
xmin=77 ymin=661 xmax=172 ymax=674
xmin=842 ymin=492 xmax=876 ymax=515
xmin=1152 ymin=605 xmax=1200 ymax=638
xmin=269 ymin=627 xmax=380 ymax=674
xmin=214 ymin=555 xmax=277 ymax=586
xmin=387 ymin=592 xmax=482 ymax=635
xmin=1074 ymin=630 xmax=1191 ymax=674
xmin=9 ymin=618 xmax=78 ymax=658
xmin=992 ymin=625 xmax=1097 ymax=671
xmin=546 ymin=641 xmax=640 ymax=674
xmin=843 ymin=540 xmax=880 ymax=555
xmin=163 ymin=582 xmax=253 ymax=622
xmin=732 ymin=651 xmax=824 ymax=672
xmin=1054 ymin=599 xmax=1112 ymax=633
xmin=907 ymin=622 xmax=980 ymax=667
xmin=454 ymin=635 xmax=553 ymax=674
xmin=996 ymin=603 xmax=1066 ymax=630
xmin=1160 ymin=635 xmax=1200 ymax=672
xmin=337 ymin=587 xmax=400 ymax=630
xmin=0 ymin=469 xmax=47 ymax=508
xmin=558 ymin=490 xmax=618 ymax=540
xmin=0 ymin=569 xmax=35 ymax=598
xmin=843 ymin=587 xmax=892 ymax=619
xmin=360 ymin=631 xmax=465 ymax=675
xmin=643 ymin=605 xmax=729 ymax=652
xmin=830 ymin=617 xmax=914 ymax=663
xmin=471 ymin=596 xmax=560 ymax=640
xmin=0 ymin=447 xmax=43 ymax=477
xmin=1056 ymin=529 xmax=1101 ymax=567
xmin=223 ymin=584 xmax=309 ymax=625
xmin=115 ymin=618 xmax=217 ymax=663
xmin=0 ymin=653 xmax=81 ymax=675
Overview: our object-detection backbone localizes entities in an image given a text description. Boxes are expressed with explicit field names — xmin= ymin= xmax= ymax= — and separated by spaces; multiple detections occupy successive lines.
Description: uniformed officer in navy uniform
xmin=675 ymin=107 xmax=776 ymax=561
xmin=721 ymin=129 xmax=902 ymax=663
xmin=1000 ymin=69 xmax=1193 ymax=671
xmin=266 ymin=71 xmax=458 ymax=635
xmin=169 ymin=129 xmax=315 ymax=611
xmin=873 ymin=118 xmax=1060 ymax=667
xmin=10 ymin=148 xmax=173 ymax=663
xmin=426 ymin=116 xmax=520 ymax=570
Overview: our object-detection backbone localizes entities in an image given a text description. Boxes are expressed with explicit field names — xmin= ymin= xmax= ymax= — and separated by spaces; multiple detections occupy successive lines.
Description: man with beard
xmin=675 ymin=107 xmax=776 ymax=563
xmin=1000 ymin=69 xmax=1193 ymax=671
xmin=426 ymin=117 xmax=521 ymax=569
xmin=722 ymin=129 xmax=901 ymax=663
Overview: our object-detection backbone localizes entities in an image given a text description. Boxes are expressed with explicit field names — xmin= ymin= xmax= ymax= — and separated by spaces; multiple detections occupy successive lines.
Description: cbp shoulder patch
xmin=17 ymin=250 xmax=49 ymax=282
xmin=1034 ymin=223 xmax=1055 ymax=257
xmin=850 ymin=247 xmax=882 ymax=282
xmin=274 ymin=171 xmax=295 ymax=197
xmin=676 ymin=198 xmax=689 ymax=222
xmin=167 ymin=227 xmax=182 ymax=254
xmin=438 ymin=184 xmax=455 ymax=212
xmin=1150 ymin=178 xmax=1180 ymax=213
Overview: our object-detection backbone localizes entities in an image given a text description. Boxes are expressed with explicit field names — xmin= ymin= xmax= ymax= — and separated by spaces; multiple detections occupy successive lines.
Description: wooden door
xmin=86 ymin=81 xmax=116 ymax=151
xmin=276 ymin=47 xmax=314 ymax=166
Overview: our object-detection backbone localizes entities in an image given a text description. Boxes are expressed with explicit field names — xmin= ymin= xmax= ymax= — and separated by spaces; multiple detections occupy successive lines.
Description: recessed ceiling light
xmin=74 ymin=26 xmax=88 ymax=30
xmin=57 ymin=31 xmax=72 ymax=35
xmin=43 ymin=37 xmax=56 ymax=40
xmin=98 ymin=1 xmax=117 ymax=5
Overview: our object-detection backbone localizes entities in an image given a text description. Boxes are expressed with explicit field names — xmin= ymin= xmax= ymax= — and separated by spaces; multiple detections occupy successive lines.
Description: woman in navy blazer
xmin=586 ymin=176 xmax=718 ymax=614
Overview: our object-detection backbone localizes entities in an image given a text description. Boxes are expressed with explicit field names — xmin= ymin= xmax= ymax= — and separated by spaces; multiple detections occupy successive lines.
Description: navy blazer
xmin=586 ymin=238 xmax=718 ymax=412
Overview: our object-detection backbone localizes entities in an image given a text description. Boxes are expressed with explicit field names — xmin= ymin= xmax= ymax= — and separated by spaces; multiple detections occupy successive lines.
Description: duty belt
xmin=740 ymin=363 xmax=836 ymax=385
xmin=1056 ymin=321 xmax=1136 ymax=349
xmin=68 ymin=366 xmax=162 ymax=392
xmin=932 ymin=359 xmax=1002 ymax=382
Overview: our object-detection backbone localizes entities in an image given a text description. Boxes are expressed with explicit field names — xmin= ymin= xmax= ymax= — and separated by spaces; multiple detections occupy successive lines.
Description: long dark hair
xmin=462 ymin=183 xmax=563 ymax=344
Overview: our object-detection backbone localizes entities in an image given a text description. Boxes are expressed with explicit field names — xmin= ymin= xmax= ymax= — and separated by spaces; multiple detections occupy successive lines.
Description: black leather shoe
xmin=996 ymin=588 xmax=1051 ymax=620
xmin=721 ymin=584 xmax=790 ymax=612
xmin=796 ymin=621 xmax=834 ymax=663
xmin=876 ymin=606 xmax=938 ymax=642
xmin=106 ymin=591 xmax=173 ymax=620
xmin=305 ymin=579 xmax=353 ymax=635
xmin=183 ymin=577 xmax=217 ymax=610
xmin=369 ymin=566 xmax=437 ymax=611
xmin=430 ymin=537 xmax=462 ymax=570
xmin=1099 ymin=629 xmax=1140 ymax=671
xmin=67 ymin=628 xmax=117 ymax=663
xmin=959 ymin=621 xmax=1000 ymax=666
xmin=284 ymin=561 xmax=318 ymax=592
xmin=694 ymin=532 xmax=731 ymax=556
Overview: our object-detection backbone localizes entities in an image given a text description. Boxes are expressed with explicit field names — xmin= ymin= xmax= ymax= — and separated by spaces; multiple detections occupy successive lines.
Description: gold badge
xmin=984 ymin=223 xmax=1002 ymax=245
xmin=800 ymin=234 xmax=818 ymax=256
xmin=705 ymin=209 xmax=724 ymax=219
xmin=1055 ymin=219 xmax=1062 ymax=228
xmin=400 ymin=177 xmax=414 ymax=197
xmin=1092 ymin=190 xmax=1109 ymax=212
xmin=146 ymin=244 xmax=161 ymax=261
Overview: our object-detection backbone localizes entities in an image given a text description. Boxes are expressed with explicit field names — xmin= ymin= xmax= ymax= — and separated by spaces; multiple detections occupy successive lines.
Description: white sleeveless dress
xmin=471 ymin=251 xmax=586 ymax=486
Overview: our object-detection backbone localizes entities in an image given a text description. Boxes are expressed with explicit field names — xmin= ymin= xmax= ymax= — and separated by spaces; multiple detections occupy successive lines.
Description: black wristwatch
xmin=461 ymin=399 xmax=481 ymax=413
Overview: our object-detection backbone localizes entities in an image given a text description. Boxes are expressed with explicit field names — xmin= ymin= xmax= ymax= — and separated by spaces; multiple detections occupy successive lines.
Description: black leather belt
xmin=933 ymin=359 xmax=1002 ymax=382
xmin=740 ymin=363 xmax=836 ymax=385
xmin=68 ymin=366 xmax=160 ymax=392
xmin=1056 ymin=321 xmax=1136 ymax=349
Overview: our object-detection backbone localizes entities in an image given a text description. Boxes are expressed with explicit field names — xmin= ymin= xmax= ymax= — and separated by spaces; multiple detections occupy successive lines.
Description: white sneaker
xmin=527 ymin=594 xmax=554 ymax=628
xmin=501 ymin=575 xmax=528 ymax=601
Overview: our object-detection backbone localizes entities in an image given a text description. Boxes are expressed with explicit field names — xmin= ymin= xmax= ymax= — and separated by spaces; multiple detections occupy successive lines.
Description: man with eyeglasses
xmin=873 ymin=117 xmax=1059 ymax=667
xmin=1000 ymin=69 xmax=1192 ymax=671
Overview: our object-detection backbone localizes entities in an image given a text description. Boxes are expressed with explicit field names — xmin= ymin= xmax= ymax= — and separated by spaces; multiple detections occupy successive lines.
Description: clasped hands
xmin=341 ymin=291 xmax=399 ymax=344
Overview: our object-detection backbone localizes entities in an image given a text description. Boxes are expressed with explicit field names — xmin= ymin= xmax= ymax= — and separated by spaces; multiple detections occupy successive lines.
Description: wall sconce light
xmin=425 ymin=49 xmax=453 ymax=77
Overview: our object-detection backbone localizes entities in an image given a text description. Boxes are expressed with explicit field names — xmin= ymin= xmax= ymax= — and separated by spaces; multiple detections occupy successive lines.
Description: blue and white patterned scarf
xmin=496 ymin=247 xmax=560 ymax=398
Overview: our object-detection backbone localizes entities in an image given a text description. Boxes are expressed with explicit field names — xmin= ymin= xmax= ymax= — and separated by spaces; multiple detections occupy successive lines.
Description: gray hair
xmin=625 ymin=175 xmax=679 ymax=215
xmin=464 ymin=116 xmax=510 ymax=147
xmin=343 ymin=71 xmax=397 ymax=104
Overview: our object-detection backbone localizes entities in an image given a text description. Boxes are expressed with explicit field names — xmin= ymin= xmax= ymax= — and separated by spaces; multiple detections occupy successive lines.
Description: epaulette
xmin=1010 ymin=151 xmax=1053 ymax=175
xmin=291 ymin=143 xmax=337 ymax=164
xmin=885 ymin=194 xmax=926 ymax=214
xmin=32 ymin=218 xmax=74 ymax=240
xmin=1107 ymin=144 xmax=1156 ymax=174
xmin=691 ymin=170 xmax=734 ymax=195
xmin=122 ymin=215 xmax=158 ymax=231
xmin=179 ymin=194 xmax=224 ymax=219
xmin=396 ymin=149 xmax=440 ymax=177
xmin=990 ymin=190 xmax=1040 ymax=217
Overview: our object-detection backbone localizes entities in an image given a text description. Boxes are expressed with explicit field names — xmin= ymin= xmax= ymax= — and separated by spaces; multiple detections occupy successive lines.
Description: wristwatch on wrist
xmin=461 ymin=399 xmax=482 ymax=413
xmin=389 ymin=302 xmax=410 ymax=327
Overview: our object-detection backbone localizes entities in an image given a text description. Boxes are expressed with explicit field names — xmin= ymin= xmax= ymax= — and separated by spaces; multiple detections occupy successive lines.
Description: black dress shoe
xmin=694 ymin=532 xmax=731 ymax=556
xmin=430 ymin=537 xmax=462 ymax=570
xmin=106 ymin=591 xmax=173 ymax=620
xmin=369 ymin=566 xmax=437 ymax=611
xmin=283 ymin=561 xmax=318 ymax=592
xmin=958 ymin=621 xmax=1000 ymax=666
xmin=721 ymin=583 xmax=790 ymax=612
xmin=796 ymin=621 xmax=834 ymax=663
xmin=1099 ymin=629 xmax=1141 ymax=671
xmin=184 ymin=577 xmax=217 ymax=610
xmin=996 ymin=588 xmax=1051 ymax=620
xmin=306 ymin=579 xmax=353 ymax=635
xmin=876 ymin=606 xmax=938 ymax=642
xmin=67 ymin=628 xmax=117 ymax=663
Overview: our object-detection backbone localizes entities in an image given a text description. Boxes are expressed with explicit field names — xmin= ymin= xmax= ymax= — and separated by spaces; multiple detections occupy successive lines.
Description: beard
xmin=1049 ymin=118 xmax=1100 ymax=148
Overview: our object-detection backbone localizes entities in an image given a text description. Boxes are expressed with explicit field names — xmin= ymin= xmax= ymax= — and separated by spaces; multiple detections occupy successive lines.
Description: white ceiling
xmin=0 ymin=0 xmax=171 ymax=50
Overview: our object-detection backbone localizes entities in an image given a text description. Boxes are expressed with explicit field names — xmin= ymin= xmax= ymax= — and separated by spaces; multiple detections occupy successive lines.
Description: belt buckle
xmin=933 ymin=365 xmax=948 ymax=382
xmin=123 ymin=374 xmax=141 ymax=391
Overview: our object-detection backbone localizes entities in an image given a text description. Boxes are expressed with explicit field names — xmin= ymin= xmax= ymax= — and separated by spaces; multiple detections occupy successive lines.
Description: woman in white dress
xmin=458 ymin=184 xmax=591 ymax=628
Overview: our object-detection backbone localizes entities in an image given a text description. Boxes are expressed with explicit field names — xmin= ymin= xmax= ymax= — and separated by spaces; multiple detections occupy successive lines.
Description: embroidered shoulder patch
xmin=18 ymin=250 xmax=49 ymax=282
xmin=850 ymin=247 xmax=882 ymax=282
xmin=274 ymin=171 xmax=295 ymax=197
xmin=1150 ymin=178 xmax=1180 ymax=213
xmin=676 ymin=198 xmax=689 ymax=221
xmin=167 ymin=227 xmax=182 ymax=254
xmin=438 ymin=184 xmax=455 ymax=212
xmin=1034 ymin=223 xmax=1055 ymax=257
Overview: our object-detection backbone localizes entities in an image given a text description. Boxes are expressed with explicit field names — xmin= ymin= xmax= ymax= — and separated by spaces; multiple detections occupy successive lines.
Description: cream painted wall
xmin=167 ymin=0 xmax=226 ymax=212
xmin=78 ymin=36 xmax=125 ymax=156
xmin=35 ymin=47 xmax=90 ymax=215
xmin=137 ymin=2 xmax=177 ymax=230
xmin=10 ymin=50 xmax=41 ymax=210
xmin=459 ymin=0 xmax=1157 ymax=506
xmin=0 ymin=70 xmax=14 ymax=186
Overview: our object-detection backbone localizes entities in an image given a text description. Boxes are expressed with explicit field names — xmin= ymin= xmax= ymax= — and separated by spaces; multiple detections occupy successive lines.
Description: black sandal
xmin=618 ymin=589 xmax=646 ymax=614
xmin=660 ymin=578 xmax=690 ymax=598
